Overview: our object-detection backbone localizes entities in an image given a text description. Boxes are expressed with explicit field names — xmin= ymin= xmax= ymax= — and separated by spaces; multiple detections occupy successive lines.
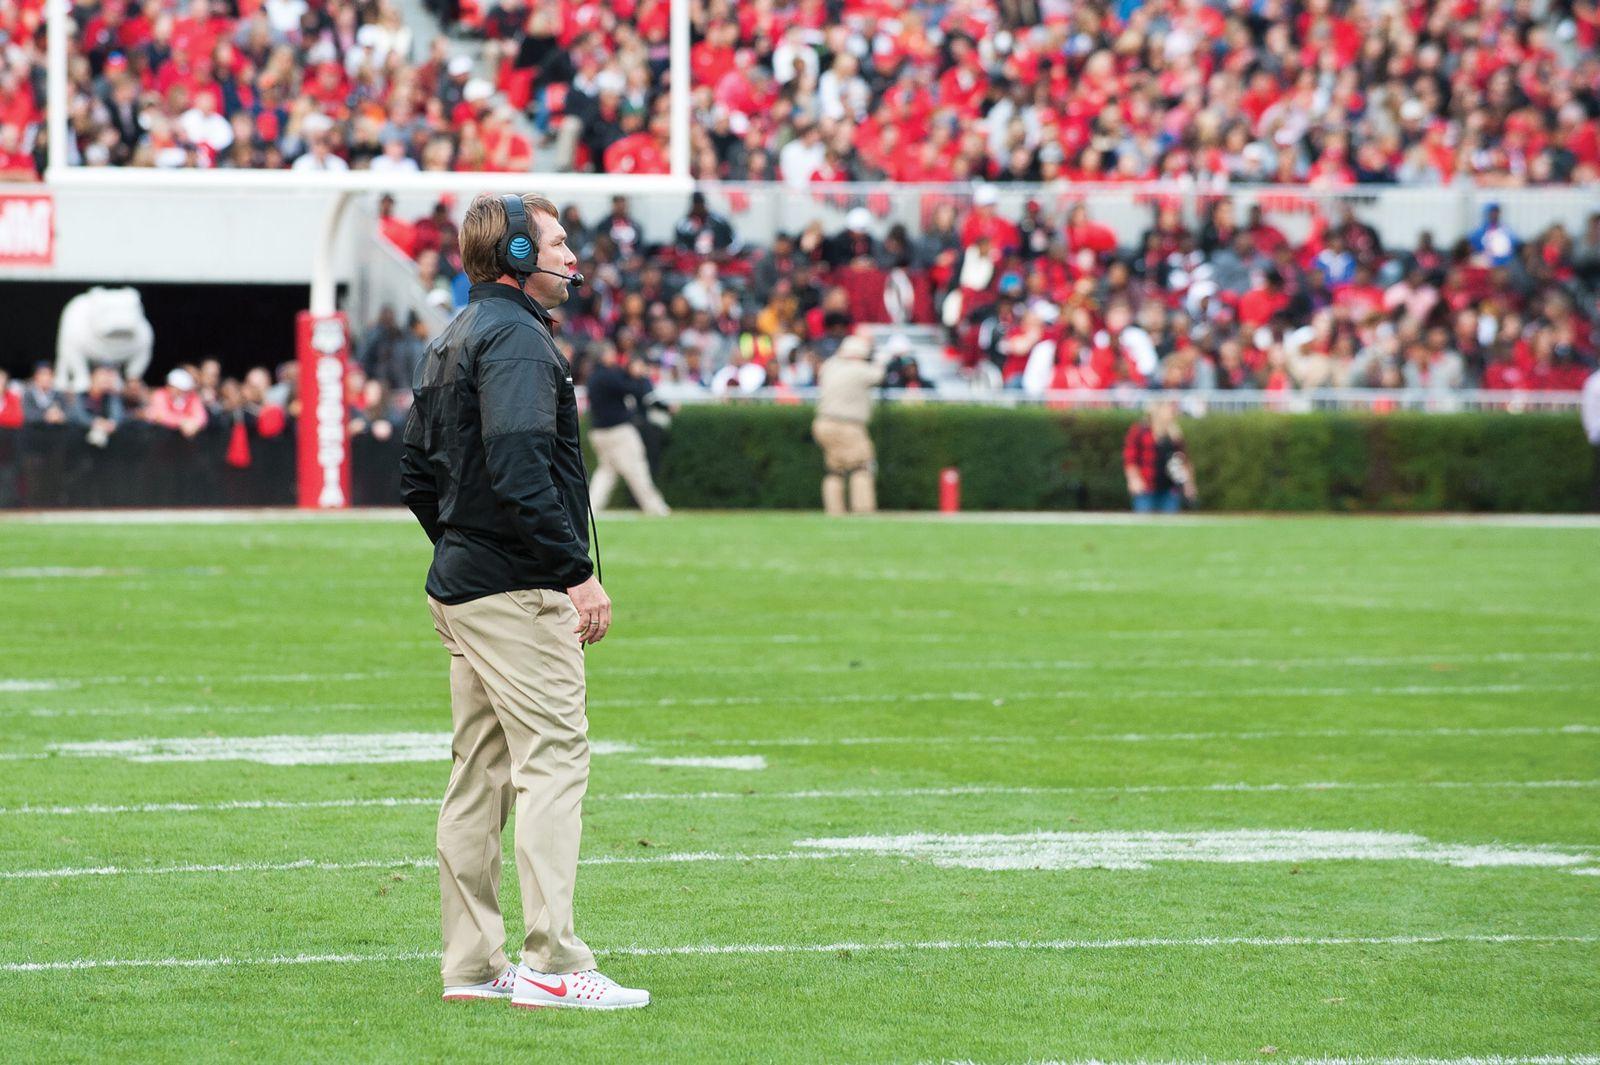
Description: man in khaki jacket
xmin=812 ymin=334 xmax=888 ymax=514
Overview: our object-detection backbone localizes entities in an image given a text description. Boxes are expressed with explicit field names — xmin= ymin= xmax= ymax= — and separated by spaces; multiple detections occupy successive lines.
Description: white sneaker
xmin=441 ymin=964 xmax=518 ymax=1002
xmin=512 ymin=967 xmax=650 ymax=1010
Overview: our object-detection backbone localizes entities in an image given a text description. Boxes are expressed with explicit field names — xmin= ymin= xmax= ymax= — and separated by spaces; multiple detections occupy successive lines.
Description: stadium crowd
xmin=4 ymin=188 xmax=1596 ymax=447
xmin=686 ymin=0 xmax=1600 ymax=186
xmin=1 ymin=0 xmax=1596 ymax=180
xmin=0 ymin=352 xmax=409 ymax=455
xmin=380 ymin=191 xmax=1600 ymax=396
xmin=4 ymin=0 xmax=671 ymax=174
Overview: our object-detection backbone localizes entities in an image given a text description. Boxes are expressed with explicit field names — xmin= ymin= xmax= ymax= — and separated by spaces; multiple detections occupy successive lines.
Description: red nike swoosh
xmin=526 ymin=977 xmax=567 ymax=997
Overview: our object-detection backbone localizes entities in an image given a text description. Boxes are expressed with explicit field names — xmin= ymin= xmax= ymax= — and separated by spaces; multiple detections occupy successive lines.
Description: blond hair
xmin=460 ymin=193 xmax=559 ymax=284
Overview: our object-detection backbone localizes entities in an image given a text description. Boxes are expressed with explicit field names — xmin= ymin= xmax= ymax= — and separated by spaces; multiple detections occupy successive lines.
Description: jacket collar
xmin=468 ymin=281 xmax=556 ymax=328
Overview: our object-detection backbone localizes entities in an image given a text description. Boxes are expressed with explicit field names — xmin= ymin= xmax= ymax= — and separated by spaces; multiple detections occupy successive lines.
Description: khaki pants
xmin=590 ymin=423 xmax=670 ymax=516
xmin=811 ymin=417 xmax=876 ymax=515
xmin=427 ymin=589 xmax=595 ymax=983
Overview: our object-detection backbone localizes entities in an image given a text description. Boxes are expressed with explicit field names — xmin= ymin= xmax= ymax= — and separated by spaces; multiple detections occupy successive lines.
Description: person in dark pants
xmin=585 ymin=343 xmax=670 ymax=515
xmin=401 ymin=192 xmax=648 ymax=1011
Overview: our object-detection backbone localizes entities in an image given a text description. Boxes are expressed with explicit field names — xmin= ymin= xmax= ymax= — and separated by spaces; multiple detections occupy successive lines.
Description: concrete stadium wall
xmin=0 ymin=184 xmax=692 ymax=288
xmin=1 ymin=181 xmax=1594 ymax=291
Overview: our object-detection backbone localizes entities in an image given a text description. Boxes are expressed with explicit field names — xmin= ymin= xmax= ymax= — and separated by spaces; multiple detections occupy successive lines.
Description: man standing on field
xmin=812 ymin=333 xmax=888 ymax=515
xmin=586 ymin=343 xmax=672 ymax=516
xmin=401 ymin=192 xmax=649 ymax=1010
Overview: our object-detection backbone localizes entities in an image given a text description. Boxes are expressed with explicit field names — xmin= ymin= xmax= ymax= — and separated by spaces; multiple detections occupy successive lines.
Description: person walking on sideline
xmin=586 ymin=344 xmax=671 ymax=516
xmin=401 ymin=192 xmax=648 ymax=1011
xmin=1584 ymin=366 xmax=1600 ymax=509
xmin=1124 ymin=400 xmax=1198 ymax=513
xmin=812 ymin=333 xmax=888 ymax=514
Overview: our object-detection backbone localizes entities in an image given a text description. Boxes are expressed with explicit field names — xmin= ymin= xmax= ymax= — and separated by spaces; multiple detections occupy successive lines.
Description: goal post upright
xmin=46 ymin=0 xmax=68 ymax=172
xmin=670 ymin=0 xmax=691 ymax=181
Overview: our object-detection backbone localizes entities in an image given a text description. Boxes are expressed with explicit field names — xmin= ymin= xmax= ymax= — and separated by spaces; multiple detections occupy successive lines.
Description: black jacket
xmin=401 ymin=283 xmax=593 ymax=604
xmin=586 ymin=363 xmax=653 ymax=430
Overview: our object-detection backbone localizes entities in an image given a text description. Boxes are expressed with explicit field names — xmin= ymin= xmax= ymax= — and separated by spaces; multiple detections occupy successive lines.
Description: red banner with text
xmin=0 ymin=192 xmax=53 ymax=266
xmin=295 ymin=311 xmax=352 ymax=509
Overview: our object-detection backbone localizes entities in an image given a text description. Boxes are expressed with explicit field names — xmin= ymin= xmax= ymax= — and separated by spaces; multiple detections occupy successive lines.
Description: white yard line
xmin=529 ymin=649 xmax=1599 ymax=680
xmin=886 ymin=512 xmax=1600 ymax=528
xmin=0 ymin=566 xmax=225 ymax=579
xmin=5 ymin=933 xmax=1595 ymax=973
xmin=2 ymin=778 xmax=1596 ymax=817
xmin=934 ymin=1049 xmax=1600 ymax=1055
xmin=0 ymin=567 xmax=144 ymax=577
xmin=41 ymin=733 xmax=642 ymax=765
xmin=592 ymin=684 xmax=1582 ymax=710
xmin=793 ymin=829 xmax=1600 ymax=873
xmin=602 ymin=933 xmax=1600 ymax=957
xmin=0 ymin=508 xmax=420 ymax=525
xmin=8 ymin=829 xmax=1598 ymax=881
xmin=0 ymin=858 xmax=439 ymax=880
xmin=3 ymin=721 xmax=1594 ymax=766
xmin=638 ymin=756 xmax=768 ymax=771
xmin=8 ymin=507 xmax=1600 ymax=528
xmin=598 ymin=779 xmax=1600 ymax=801
xmin=0 ymin=797 xmax=442 ymax=816
xmin=0 ymin=851 xmax=833 ymax=880
xmin=0 ymin=703 xmax=371 ymax=720
xmin=667 ymin=723 xmax=1600 ymax=747
xmin=0 ymin=680 xmax=78 ymax=693
xmin=5 ymin=646 xmax=1593 ymax=692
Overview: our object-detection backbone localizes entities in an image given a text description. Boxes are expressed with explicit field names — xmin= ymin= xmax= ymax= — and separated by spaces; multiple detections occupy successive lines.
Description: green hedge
xmin=607 ymin=405 xmax=1593 ymax=513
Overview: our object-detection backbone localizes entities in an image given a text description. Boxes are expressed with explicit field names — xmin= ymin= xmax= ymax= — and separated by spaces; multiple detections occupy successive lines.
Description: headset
xmin=498 ymin=194 xmax=585 ymax=287
xmin=496 ymin=194 xmax=601 ymax=586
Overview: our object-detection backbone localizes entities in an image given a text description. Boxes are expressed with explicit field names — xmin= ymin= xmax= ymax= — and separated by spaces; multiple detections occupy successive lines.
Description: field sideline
xmin=0 ymin=512 xmax=1595 ymax=1063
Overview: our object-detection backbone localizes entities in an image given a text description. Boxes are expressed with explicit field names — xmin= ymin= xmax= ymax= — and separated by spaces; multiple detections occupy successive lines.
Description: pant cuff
xmin=442 ymin=951 xmax=510 ymax=986
xmin=521 ymin=950 xmax=597 ymax=975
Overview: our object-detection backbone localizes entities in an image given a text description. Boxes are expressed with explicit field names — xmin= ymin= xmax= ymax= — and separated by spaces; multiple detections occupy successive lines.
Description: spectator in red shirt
xmin=1238 ymin=269 xmax=1292 ymax=330
xmin=144 ymin=368 xmax=209 ymax=438
xmin=603 ymin=110 xmax=670 ymax=175
xmin=0 ymin=122 xmax=35 ymax=178
xmin=960 ymin=186 xmax=1020 ymax=255
xmin=0 ymin=369 xmax=23 ymax=429
xmin=377 ymin=194 xmax=417 ymax=257
xmin=1066 ymin=204 xmax=1118 ymax=259
xmin=1333 ymin=265 xmax=1387 ymax=320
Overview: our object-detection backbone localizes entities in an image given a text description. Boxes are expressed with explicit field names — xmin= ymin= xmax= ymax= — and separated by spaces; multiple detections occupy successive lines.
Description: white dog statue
xmin=56 ymin=286 xmax=154 ymax=392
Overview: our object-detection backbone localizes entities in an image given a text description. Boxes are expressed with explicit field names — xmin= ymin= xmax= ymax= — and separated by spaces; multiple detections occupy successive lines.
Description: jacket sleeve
xmin=477 ymin=328 xmax=594 ymax=586
xmin=400 ymin=404 xmax=442 ymax=544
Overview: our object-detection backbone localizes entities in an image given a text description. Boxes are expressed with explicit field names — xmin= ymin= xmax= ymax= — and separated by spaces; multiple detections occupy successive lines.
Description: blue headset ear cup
xmin=500 ymin=193 xmax=536 ymax=273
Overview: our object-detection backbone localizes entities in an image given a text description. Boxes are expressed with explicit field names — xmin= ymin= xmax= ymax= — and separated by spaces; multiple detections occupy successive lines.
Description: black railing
xmin=0 ymin=422 xmax=406 ymax=509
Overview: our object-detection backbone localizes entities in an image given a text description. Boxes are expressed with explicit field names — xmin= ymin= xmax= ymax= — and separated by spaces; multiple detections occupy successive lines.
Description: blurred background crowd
xmin=12 ymin=185 xmax=1595 ymax=446
xmin=384 ymin=189 xmax=1600 ymax=409
xmin=0 ymin=0 xmax=1596 ymax=180
xmin=6 ymin=182 xmax=1593 ymax=444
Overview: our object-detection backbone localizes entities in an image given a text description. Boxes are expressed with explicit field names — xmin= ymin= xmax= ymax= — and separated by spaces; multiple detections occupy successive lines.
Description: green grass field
xmin=0 ymin=511 xmax=1596 ymax=1064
